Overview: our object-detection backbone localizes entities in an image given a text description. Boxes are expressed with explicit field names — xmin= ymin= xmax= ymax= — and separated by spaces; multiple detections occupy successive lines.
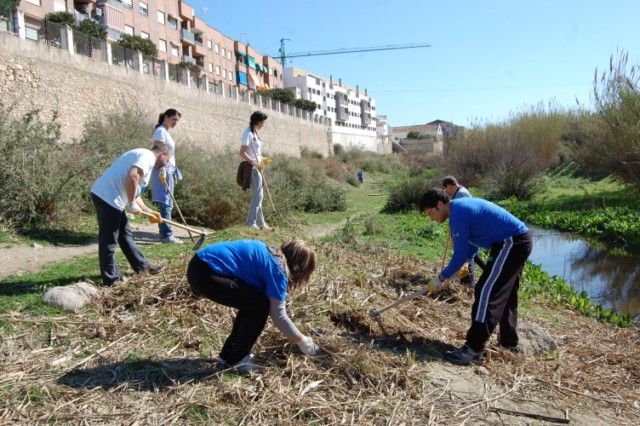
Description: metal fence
xmin=111 ymin=43 xmax=138 ymax=69
xmin=72 ymin=29 xmax=106 ymax=60
xmin=142 ymin=55 xmax=166 ymax=79
xmin=37 ymin=20 xmax=67 ymax=49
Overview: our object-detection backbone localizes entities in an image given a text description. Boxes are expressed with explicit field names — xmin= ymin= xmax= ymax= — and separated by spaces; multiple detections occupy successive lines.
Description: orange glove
xmin=147 ymin=211 xmax=162 ymax=224
xmin=457 ymin=264 xmax=470 ymax=280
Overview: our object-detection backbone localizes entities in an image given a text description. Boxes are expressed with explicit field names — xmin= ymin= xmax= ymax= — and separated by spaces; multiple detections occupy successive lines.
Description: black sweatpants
xmin=187 ymin=255 xmax=270 ymax=365
xmin=466 ymin=231 xmax=532 ymax=352
xmin=92 ymin=193 xmax=149 ymax=286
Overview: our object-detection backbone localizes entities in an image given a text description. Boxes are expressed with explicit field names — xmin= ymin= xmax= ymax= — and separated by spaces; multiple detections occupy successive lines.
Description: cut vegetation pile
xmin=1 ymin=239 xmax=638 ymax=424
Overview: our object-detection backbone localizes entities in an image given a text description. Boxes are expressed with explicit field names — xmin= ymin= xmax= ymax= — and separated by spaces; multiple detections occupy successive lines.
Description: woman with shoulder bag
xmin=240 ymin=111 xmax=269 ymax=230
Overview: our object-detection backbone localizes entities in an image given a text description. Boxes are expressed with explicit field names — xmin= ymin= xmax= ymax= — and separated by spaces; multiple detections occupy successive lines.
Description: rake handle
xmin=370 ymin=287 xmax=428 ymax=316
xmin=164 ymin=182 xmax=196 ymax=243
xmin=138 ymin=211 xmax=208 ymax=236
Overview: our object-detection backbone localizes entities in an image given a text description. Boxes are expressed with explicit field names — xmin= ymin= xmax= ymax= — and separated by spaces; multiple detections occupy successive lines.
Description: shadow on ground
xmin=58 ymin=358 xmax=218 ymax=391
xmin=0 ymin=275 xmax=102 ymax=297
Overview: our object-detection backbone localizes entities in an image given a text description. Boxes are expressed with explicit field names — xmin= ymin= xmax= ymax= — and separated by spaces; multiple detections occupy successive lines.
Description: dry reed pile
xmin=1 ymin=243 xmax=639 ymax=424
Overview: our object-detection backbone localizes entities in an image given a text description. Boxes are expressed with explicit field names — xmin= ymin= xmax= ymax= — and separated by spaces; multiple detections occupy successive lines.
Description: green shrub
xmin=383 ymin=174 xmax=438 ymax=213
xmin=333 ymin=143 xmax=345 ymax=157
xmin=363 ymin=215 xmax=382 ymax=235
xmin=300 ymin=146 xmax=324 ymax=159
xmin=346 ymin=174 xmax=360 ymax=187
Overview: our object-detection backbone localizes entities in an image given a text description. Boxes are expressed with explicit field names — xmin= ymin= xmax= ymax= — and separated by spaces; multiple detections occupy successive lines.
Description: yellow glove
xmin=158 ymin=167 xmax=167 ymax=185
xmin=261 ymin=157 xmax=272 ymax=167
xmin=457 ymin=264 xmax=470 ymax=280
xmin=426 ymin=275 xmax=444 ymax=294
xmin=147 ymin=211 xmax=162 ymax=224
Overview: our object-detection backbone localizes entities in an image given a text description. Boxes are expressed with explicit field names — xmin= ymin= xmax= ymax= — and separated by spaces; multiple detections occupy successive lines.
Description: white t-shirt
xmin=91 ymin=148 xmax=156 ymax=210
xmin=241 ymin=127 xmax=262 ymax=163
xmin=153 ymin=125 xmax=176 ymax=166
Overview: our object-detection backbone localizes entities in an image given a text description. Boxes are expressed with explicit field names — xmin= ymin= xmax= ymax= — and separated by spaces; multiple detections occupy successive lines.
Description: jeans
xmin=91 ymin=193 xmax=149 ymax=286
xmin=245 ymin=167 xmax=266 ymax=227
xmin=187 ymin=255 xmax=270 ymax=365
xmin=154 ymin=201 xmax=173 ymax=239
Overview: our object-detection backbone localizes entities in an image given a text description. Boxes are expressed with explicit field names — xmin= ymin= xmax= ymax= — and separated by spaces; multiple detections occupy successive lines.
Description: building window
xmin=208 ymin=63 xmax=213 ymax=73
xmin=207 ymin=39 xmax=212 ymax=49
xmin=170 ymin=44 xmax=179 ymax=57
xmin=228 ymin=71 xmax=233 ymax=81
xmin=26 ymin=0 xmax=41 ymax=4
xmin=221 ymin=47 xmax=226 ymax=57
xmin=140 ymin=31 xmax=149 ymax=40
xmin=124 ymin=25 xmax=134 ymax=35
xmin=157 ymin=10 xmax=165 ymax=24
xmin=215 ymin=65 xmax=220 ymax=75
xmin=25 ymin=26 xmax=39 ymax=41
xmin=167 ymin=16 xmax=178 ymax=30
xmin=214 ymin=43 xmax=219 ymax=54
xmin=158 ymin=39 xmax=167 ymax=52
xmin=121 ymin=0 xmax=132 ymax=7
xmin=227 ymin=51 xmax=232 ymax=60
xmin=138 ymin=2 xmax=148 ymax=16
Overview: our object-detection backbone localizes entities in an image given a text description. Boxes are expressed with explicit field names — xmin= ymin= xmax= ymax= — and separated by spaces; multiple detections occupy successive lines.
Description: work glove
xmin=158 ymin=167 xmax=167 ymax=185
xmin=147 ymin=211 xmax=162 ymax=224
xmin=125 ymin=201 xmax=142 ymax=215
xmin=456 ymin=264 xmax=470 ymax=280
xmin=426 ymin=275 xmax=444 ymax=294
xmin=297 ymin=335 xmax=319 ymax=356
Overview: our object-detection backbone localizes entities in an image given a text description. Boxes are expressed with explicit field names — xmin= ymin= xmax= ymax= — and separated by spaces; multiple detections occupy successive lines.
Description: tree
xmin=259 ymin=88 xmax=295 ymax=104
xmin=0 ymin=0 xmax=20 ymax=19
xmin=117 ymin=34 xmax=157 ymax=57
xmin=45 ymin=11 xmax=74 ymax=26
xmin=406 ymin=131 xmax=421 ymax=139
xmin=75 ymin=19 xmax=106 ymax=41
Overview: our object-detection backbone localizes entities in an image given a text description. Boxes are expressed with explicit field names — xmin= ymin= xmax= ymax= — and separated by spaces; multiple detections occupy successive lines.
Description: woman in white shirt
xmin=239 ymin=111 xmax=269 ymax=230
xmin=150 ymin=108 xmax=183 ymax=244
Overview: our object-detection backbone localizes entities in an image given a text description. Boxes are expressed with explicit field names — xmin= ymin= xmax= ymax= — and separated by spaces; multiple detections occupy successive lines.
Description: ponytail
xmin=156 ymin=108 xmax=182 ymax=128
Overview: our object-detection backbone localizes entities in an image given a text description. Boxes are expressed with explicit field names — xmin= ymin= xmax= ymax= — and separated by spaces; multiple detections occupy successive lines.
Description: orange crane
xmin=277 ymin=38 xmax=430 ymax=66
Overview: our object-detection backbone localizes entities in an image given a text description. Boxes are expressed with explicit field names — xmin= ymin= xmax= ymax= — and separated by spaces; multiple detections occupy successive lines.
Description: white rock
xmin=43 ymin=281 xmax=101 ymax=313
xmin=32 ymin=242 xmax=44 ymax=249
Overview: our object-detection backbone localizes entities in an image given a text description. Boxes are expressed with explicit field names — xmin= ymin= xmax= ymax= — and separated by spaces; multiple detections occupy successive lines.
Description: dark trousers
xmin=466 ymin=231 xmax=532 ymax=352
xmin=91 ymin=193 xmax=149 ymax=286
xmin=187 ymin=255 xmax=270 ymax=365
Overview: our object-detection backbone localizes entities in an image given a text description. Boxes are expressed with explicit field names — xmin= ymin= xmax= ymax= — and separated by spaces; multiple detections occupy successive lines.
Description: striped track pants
xmin=466 ymin=231 xmax=532 ymax=352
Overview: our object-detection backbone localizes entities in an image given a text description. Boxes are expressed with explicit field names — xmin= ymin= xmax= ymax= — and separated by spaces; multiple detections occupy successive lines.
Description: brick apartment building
xmin=7 ymin=0 xmax=282 ymax=91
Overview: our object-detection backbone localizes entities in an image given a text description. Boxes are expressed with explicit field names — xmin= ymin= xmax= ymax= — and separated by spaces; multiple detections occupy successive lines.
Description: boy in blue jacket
xmin=419 ymin=189 xmax=532 ymax=365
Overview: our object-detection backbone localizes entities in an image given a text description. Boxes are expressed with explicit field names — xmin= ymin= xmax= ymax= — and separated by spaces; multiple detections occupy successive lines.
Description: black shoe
xmin=500 ymin=344 xmax=522 ymax=354
xmin=141 ymin=262 xmax=166 ymax=275
xmin=444 ymin=345 xmax=484 ymax=366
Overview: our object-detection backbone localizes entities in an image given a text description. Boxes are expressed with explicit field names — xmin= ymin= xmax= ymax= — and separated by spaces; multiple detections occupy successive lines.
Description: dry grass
xmin=1 ymin=243 xmax=639 ymax=424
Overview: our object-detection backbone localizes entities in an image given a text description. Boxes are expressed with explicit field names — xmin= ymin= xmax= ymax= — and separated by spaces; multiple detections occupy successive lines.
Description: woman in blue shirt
xmin=187 ymin=239 xmax=319 ymax=372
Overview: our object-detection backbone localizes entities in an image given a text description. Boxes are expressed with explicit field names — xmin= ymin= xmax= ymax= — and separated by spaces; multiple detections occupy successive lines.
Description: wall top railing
xmin=1 ymin=24 xmax=330 ymax=127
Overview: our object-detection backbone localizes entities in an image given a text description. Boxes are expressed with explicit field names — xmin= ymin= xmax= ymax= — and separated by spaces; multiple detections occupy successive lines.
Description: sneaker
xmin=160 ymin=236 xmax=183 ymax=244
xmin=499 ymin=344 xmax=522 ymax=354
xmin=141 ymin=262 xmax=166 ymax=275
xmin=247 ymin=224 xmax=260 ymax=230
xmin=231 ymin=354 xmax=262 ymax=373
xmin=260 ymin=224 xmax=271 ymax=230
xmin=444 ymin=345 xmax=484 ymax=366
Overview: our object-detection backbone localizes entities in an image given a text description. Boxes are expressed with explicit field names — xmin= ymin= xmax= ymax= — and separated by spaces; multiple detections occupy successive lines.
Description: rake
xmin=139 ymin=211 xmax=211 ymax=250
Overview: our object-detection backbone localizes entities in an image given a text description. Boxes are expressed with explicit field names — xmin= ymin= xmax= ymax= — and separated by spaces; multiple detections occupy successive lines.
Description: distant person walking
xmin=357 ymin=170 xmax=364 ymax=184
xmin=90 ymin=144 xmax=170 ymax=286
xmin=150 ymin=108 xmax=183 ymax=244
xmin=187 ymin=239 xmax=320 ymax=372
xmin=240 ymin=111 xmax=269 ymax=230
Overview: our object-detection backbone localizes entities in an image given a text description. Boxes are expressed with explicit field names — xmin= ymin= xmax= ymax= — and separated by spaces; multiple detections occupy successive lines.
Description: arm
xmin=441 ymin=225 xmax=473 ymax=279
xmin=125 ymin=166 xmax=144 ymax=203
xmin=268 ymin=297 xmax=304 ymax=343
xmin=240 ymin=145 xmax=257 ymax=164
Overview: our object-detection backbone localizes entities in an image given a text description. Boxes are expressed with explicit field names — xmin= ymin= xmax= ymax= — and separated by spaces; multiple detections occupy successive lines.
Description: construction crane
xmin=277 ymin=38 xmax=430 ymax=66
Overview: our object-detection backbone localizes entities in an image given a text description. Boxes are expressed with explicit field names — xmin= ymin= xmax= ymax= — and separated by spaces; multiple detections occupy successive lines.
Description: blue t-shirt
xmin=442 ymin=198 xmax=528 ymax=279
xmin=453 ymin=186 xmax=472 ymax=199
xmin=196 ymin=240 xmax=289 ymax=301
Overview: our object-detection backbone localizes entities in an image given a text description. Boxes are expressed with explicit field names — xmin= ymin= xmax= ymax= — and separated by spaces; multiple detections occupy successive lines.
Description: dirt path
xmin=0 ymin=222 xmax=194 ymax=280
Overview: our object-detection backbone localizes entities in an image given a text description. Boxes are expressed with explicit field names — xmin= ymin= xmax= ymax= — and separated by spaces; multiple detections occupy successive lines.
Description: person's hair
xmin=280 ymin=239 xmax=315 ymax=289
xmin=151 ymin=142 xmax=170 ymax=153
xmin=442 ymin=175 xmax=459 ymax=187
xmin=249 ymin=111 xmax=268 ymax=132
xmin=417 ymin=189 xmax=450 ymax=212
xmin=156 ymin=108 xmax=182 ymax=128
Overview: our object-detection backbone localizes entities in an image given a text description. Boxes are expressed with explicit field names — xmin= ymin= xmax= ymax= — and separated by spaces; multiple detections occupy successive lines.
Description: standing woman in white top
xmin=150 ymin=108 xmax=183 ymax=244
xmin=240 ymin=111 xmax=269 ymax=230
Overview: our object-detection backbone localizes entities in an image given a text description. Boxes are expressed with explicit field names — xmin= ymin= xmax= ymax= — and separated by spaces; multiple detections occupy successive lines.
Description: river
xmin=528 ymin=226 xmax=640 ymax=320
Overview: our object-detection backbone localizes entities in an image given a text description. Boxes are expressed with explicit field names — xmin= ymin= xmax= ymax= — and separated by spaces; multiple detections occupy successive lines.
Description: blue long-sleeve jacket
xmin=441 ymin=198 xmax=528 ymax=279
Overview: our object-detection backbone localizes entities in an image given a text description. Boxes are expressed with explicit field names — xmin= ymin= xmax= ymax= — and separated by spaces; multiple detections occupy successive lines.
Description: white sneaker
xmin=260 ymin=224 xmax=271 ymax=230
xmin=160 ymin=236 xmax=183 ymax=244
xmin=232 ymin=354 xmax=262 ymax=373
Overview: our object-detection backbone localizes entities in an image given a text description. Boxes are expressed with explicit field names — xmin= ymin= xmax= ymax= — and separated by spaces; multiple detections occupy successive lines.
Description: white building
xmin=284 ymin=67 xmax=378 ymax=152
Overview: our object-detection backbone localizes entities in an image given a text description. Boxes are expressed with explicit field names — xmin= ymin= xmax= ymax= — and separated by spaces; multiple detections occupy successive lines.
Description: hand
xmin=297 ymin=335 xmax=319 ymax=356
xmin=427 ymin=275 xmax=444 ymax=294
xmin=147 ymin=211 xmax=162 ymax=224
xmin=125 ymin=201 xmax=142 ymax=214
xmin=158 ymin=167 xmax=167 ymax=185
xmin=456 ymin=264 xmax=470 ymax=280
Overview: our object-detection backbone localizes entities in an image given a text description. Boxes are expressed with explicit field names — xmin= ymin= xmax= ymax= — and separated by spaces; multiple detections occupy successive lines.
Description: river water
xmin=528 ymin=226 xmax=640 ymax=320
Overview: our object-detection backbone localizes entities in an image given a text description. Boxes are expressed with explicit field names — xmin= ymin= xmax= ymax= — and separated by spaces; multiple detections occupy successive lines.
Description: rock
xmin=474 ymin=366 xmax=489 ymax=376
xmin=32 ymin=242 xmax=44 ymax=249
xmin=517 ymin=323 xmax=557 ymax=355
xmin=95 ymin=327 xmax=107 ymax=338
xmin=43 ymin=281 xmax=101 ymax=313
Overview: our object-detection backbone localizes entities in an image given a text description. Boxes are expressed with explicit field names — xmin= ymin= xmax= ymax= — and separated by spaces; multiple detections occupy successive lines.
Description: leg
xmin=246 ymin=167 xmax=265 ymax=227
xmin=92 ymin=194 xmax=122 ymax=286
xmin=465 ymin=234 xmax=532 ymax=352
xmin=117 ymin=207 xmax=149 ymax=273
xmin=155 ymin=201 xmax=173 ymax=240
xmin=498 ymin=274 xmax=520 ymax=347
xmin=187 ymin=256 xmax=270 ymax=364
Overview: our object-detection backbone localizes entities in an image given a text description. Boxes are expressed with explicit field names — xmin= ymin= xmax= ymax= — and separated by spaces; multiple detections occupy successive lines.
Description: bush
xmin=300 ymin=146 xmax=323 ymax=159
xmin=0 ymin=108 xmax=84 ymax=228
xmin=346 ymin=174 xmax=360 ymax=187
xmin=117 ymin=34 xmax=157 ymax=57
xmin=363 ymin=215 xmax=383 ymax=235
xmin=383 ymin=173 xmax=439 ymax=213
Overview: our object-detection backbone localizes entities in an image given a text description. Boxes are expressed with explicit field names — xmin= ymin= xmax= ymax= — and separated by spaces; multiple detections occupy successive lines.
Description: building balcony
xmin=97 ymin=0 xmax=131 ymax=11
xmin=180 ymin=28 xmax=195 ymax=45
xmin=181 ymin=55 xmax=196 ymax=65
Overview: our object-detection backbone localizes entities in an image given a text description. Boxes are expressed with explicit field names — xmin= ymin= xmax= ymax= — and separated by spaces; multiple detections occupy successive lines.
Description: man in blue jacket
xmin=418 ymin=189 xmax=532 ymax=365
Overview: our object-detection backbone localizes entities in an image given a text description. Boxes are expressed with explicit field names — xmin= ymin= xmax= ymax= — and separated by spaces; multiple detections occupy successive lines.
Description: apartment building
xmin=283 ymin=67 xmax=378 ymax=152
xmin=11 ymin=0 xmax=260 ymax=89
xmin=234 ymin=40 xmax=283 ymax=91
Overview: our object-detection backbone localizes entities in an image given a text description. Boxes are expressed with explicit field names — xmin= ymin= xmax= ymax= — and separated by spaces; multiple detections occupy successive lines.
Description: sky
xmin=188 ymin=0 xmax=640 ymax=127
